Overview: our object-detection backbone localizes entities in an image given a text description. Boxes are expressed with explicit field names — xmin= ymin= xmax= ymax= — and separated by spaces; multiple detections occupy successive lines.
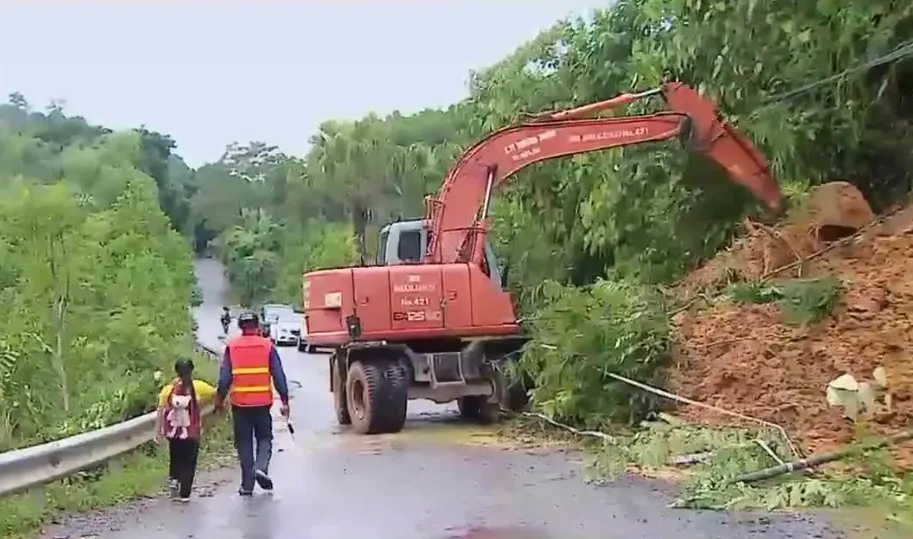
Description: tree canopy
xmin=0 ymin=95 xmax=199 ymax=450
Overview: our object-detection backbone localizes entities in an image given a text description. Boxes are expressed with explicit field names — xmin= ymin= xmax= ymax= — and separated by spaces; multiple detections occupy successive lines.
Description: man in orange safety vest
xmin=214 ymin=310 xmax=291 ymax=496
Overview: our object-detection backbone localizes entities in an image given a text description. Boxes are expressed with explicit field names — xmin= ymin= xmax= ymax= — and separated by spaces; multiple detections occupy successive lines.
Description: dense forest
xmin=2 ymin=0 xmax=911 ymax=452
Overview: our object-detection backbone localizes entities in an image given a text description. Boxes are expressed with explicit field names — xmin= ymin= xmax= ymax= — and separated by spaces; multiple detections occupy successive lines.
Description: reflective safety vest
xmin=227 ymin=335 xmax=274 ymax=407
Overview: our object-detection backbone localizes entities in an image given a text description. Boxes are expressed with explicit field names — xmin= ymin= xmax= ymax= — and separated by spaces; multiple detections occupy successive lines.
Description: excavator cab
xmin=375 ymin=220 xmax=506 ymax=289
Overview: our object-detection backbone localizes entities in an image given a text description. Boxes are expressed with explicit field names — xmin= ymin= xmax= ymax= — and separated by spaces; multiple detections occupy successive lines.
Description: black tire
xmin=346 ymin=361 xmax=386 ymax=434
xmin=457 ymin=396 xmax=482 ymax=420
xmin=488 ymin=366 xmax=532 ymax=414
xmin=381 ymin=362 xmax=409 ymax=433
xmin=297 ymin=340 xmax=308 ymax=352
xmin=457 ymin=395 xmax=500 ymax=424
xmin=307 ymin=345 xmax=317 ymax=354
xmin=504 ymin=379 xmax=531 ymax=412
xmin=332 ymin=358 xmax=351 ymax=425
xmin=345 ymin=360 xmax=408 ymax=435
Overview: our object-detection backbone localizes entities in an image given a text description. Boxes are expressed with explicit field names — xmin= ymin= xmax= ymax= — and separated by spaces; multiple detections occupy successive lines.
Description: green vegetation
xmin=728 ymin=277 xmax=844 ymax=325
xmin=0 ymin=95 xmax=204 ymax=451
xmin=0 ymin=351 xmax=233 ymax=539
xmin=0 ymin=95 xmax=236 ymax=532
xmin=585 ymin=421 xmax=911 ymax=512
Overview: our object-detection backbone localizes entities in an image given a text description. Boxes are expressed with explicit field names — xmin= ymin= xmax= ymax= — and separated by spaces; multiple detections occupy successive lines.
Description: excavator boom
xmin=424 ymin=82 xmax=781 ymax=264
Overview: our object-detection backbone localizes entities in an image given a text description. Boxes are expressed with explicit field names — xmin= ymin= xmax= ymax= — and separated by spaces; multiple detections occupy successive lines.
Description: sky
xmin=0 ymin=1 xmax=608 ymax=167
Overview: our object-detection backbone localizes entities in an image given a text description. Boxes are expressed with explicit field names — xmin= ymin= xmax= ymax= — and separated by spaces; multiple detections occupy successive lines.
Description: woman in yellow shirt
xmin=154 ymin=358 xmax=216 ymax=501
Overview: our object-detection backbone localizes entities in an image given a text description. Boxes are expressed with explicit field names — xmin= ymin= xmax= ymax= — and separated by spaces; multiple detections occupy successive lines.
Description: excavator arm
xmin=423 ymin=82 xmax=781 ymax=265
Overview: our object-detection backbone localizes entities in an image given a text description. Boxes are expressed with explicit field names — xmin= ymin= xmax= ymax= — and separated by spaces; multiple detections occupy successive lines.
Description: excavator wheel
xmin=380 ymin=361 xmax=409 ymax=433
xmin=332 ymin=356 xmax=350 ymax=425
xmin=458 ymin=396 xmax=501 ymax=424
xmin=345 ymin=360 xmax=408 ymax=435
xmin=458 ymin=367 xmax=529 ymax=424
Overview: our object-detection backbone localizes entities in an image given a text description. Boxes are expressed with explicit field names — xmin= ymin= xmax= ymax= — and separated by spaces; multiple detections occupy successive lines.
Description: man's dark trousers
xmin=231 ymin=405 xmax=273 ymax=492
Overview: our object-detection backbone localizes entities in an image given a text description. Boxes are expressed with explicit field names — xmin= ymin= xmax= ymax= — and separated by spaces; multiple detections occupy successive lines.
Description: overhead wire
xmin=760 ymin=37 xmax=913 ymax=106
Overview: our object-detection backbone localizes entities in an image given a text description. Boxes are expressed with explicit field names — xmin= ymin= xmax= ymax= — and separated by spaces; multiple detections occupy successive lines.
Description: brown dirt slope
xmin=670 ymin=182 xmax=913 ymax=468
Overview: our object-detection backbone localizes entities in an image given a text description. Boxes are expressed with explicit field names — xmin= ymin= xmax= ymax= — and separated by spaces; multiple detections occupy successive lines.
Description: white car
xmin=270 ymin=313 xmax=303 ymax=348
xmin=296 ymin=314 xmax=318 ymax=354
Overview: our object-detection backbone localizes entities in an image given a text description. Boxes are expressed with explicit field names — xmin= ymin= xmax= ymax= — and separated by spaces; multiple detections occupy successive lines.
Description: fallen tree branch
xmin=728 ymin=429 xmax=913 ymax=484
xmin=510 ymin=410 xmax=618 ymax=444
xmin=602 ymin=370 xmax=802 ymax=459
xmin=521 ymin=346 xmax=803 ymax=460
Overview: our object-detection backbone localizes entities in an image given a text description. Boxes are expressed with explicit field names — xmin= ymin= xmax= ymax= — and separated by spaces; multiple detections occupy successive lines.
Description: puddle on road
xmin=439 ymin=525 xmax=551 ymax=539
xmin=332 ymin=414 xmax=509 ymax=454
xmin=285 ymin=410 xmax=572 ymax=456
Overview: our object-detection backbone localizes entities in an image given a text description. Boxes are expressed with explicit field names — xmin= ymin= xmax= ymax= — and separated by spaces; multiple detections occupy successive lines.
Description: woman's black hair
xmin=174 ymin=358 xmax=199 ymax=411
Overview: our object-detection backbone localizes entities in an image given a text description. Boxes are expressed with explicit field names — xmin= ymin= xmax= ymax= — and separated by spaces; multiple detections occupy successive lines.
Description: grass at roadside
xmin=0 ymin=350 xmax=235 ymax=539
xmin=0 ymin=415 xmax=234 ymax=539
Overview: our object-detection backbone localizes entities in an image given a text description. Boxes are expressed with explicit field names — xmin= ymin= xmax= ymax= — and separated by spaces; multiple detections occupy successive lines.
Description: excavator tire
xmin=457 ymin=396 xmax=500 ymax=425
xmin=345 ymin=360 xmax=408 ymax=435
xmin=379 ymin=361 xmax=409 ymax=433
xmin=332 ymin=357 xmax=350 ymax=425
xmin=458 ymin=368 xmax=528 ymax=424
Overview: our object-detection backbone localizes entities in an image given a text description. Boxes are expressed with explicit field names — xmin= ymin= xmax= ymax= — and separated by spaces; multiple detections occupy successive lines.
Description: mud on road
xmin=36 ymin=259 xmax=844 ymax=539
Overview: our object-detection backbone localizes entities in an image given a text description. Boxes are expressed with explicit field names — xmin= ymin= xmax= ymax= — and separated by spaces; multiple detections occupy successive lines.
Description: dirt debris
xmin=679 ymin=181 xmax=878 ymax=295
xmin=670 ymin=182 xmax=913 ymax=468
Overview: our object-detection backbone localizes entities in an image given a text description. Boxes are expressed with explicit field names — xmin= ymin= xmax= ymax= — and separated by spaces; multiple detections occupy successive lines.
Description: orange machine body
xmin=304 ymin=260 xmax=519 ymax=346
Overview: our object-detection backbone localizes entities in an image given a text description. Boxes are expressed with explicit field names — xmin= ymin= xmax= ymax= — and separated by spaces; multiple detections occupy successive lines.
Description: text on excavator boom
xmin=422 ymin=82 xmax=781 ymax=266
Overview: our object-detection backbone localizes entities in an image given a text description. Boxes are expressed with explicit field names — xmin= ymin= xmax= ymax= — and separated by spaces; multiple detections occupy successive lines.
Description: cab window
xmin=397 ymin=230 xmax=423 ymax=262
xmin=376 ymin=230 xmax=389 ymax=265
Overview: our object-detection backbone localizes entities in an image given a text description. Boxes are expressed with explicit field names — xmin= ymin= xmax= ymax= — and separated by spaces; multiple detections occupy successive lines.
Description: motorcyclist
xmin=220 ymin=307 xmax=231 ymax=334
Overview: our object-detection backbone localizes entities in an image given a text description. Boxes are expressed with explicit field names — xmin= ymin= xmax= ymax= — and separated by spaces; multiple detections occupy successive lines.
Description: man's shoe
xmin=255 ymin=469 xmax=274 ymax=490
xmin=238 ymin=487 xmax=253 ymax=497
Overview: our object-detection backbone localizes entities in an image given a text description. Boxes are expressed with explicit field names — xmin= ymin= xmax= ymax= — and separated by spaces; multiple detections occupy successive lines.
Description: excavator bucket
xmin=662 ymin=83 xmax=782 ymax=210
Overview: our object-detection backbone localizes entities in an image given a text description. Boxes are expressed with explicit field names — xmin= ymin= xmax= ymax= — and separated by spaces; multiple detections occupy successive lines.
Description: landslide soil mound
xmin=670 ymin=182 xmax=913 ymax=468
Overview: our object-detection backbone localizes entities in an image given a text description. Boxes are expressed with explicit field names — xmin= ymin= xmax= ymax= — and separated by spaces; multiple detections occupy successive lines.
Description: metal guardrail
xmin=0 ymin=341 xmax=222 ymax=498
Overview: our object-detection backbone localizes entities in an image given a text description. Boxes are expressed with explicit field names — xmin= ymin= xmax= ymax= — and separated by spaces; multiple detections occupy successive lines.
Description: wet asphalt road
xmin=38 ymin=259 xmax=844 ymax=539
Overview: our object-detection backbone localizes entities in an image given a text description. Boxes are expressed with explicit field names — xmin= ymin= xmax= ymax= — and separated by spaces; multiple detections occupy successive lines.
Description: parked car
xmin=258 ymin=303 xmax=294 ymax=340
xmin=271 ymin=312 xmax=305 ymax=348
xmin=296 ymin=312 xmax=317 ymax=353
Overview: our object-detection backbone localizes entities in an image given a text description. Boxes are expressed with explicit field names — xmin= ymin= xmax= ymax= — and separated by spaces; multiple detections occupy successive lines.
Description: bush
xmin=728 ymin=277 xmax=843 ymax=325
xmin=517 ymin=279 xmax=672 ymax=427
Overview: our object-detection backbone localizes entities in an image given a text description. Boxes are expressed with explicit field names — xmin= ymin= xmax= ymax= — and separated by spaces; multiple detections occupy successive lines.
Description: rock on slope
xmin=671 ymin=182 xmax=913 ymax=468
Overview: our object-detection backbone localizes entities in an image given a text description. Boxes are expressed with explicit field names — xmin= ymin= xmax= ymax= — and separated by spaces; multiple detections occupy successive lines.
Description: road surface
xmin=40 ymin=259 xmax=844 ymax=538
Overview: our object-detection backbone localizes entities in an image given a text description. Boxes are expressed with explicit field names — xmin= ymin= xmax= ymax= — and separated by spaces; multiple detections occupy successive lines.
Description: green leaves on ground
xmin=728 ymin=277 xmax=843 ymax=324
xmin=586 ymin=421 xmax=913 ymax=515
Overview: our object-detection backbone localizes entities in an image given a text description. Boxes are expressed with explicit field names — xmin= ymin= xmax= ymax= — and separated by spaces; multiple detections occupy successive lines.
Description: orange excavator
xmin=303 ymin=82 xmax=782 ymax=435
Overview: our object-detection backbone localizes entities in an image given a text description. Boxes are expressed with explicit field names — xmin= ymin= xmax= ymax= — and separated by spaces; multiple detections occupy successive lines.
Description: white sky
xmin=0 ymin=1 xmax=609 ymax=165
